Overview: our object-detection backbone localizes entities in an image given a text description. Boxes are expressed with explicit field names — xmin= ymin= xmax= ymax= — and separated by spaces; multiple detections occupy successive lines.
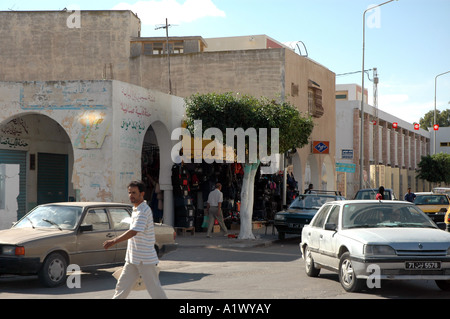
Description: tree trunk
xmin=238 ymin=162 xmax=259 ymax=239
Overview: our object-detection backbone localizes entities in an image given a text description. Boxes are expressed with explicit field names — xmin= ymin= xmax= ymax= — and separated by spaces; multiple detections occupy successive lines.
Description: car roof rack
xmin=304 ymin=190 xmax=342 ymax=196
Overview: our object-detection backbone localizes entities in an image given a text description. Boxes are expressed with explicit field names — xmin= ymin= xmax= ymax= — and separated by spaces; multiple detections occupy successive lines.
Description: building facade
xmin=336 ymin=84 xmax=432 ymax=198
xmin=0 ymin=11 xmax=187 ymax=228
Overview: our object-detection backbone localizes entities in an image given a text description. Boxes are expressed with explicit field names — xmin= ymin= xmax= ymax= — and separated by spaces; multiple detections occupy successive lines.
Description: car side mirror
xmin=325 ymin=223 xmax=337 ymax=231
xmin=80 ymin=224 xmax=93 ymax=232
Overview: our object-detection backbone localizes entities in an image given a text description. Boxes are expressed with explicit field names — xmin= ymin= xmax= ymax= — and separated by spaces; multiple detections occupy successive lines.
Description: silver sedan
xmin=300 ymin=200 xmax=450 ymax=292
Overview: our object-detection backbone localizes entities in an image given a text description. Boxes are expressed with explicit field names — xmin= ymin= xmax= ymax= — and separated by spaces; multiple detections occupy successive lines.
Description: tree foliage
xmin=184 ymin=92 xmax=314 ymax=156
xmin=417 ymin=153 xmax=450 ymax=184
xmin=419 ymin=109 xmax=450 ymax=129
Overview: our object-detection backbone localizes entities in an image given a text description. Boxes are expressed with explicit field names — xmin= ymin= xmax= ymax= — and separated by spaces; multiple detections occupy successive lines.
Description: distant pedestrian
xmin=376 ymin=186 xmax=385 ymax=200
xmin=304 ymin=184 xmax=314 ymax=194
xmin=103 ymin=180 xmax=167 ymax=299
xmin=206 ymin=183 xmax=229 ymax=238
xmin=404 ymin=187 xmax=416 ymax=203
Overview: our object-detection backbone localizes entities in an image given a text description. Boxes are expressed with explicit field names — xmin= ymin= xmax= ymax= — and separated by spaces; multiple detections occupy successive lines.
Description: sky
xmin=1 ymin=0 xmax=449 ymax=125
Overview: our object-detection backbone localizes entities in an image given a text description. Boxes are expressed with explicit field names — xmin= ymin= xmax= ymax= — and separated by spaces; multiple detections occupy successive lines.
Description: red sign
xmin=392 ymin=122 xmax=398 ymax=129
xmin=312 ymin=141 xmax=329 ymax=154
xmin=434 ymin=124 xmax=440 ymax=131
xmin=414 ymin=123 xmax=420 ymax=130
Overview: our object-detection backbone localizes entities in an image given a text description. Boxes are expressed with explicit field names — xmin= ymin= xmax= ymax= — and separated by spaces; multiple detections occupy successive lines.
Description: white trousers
xmin=113 ymin=262 xmax=167 ymax=299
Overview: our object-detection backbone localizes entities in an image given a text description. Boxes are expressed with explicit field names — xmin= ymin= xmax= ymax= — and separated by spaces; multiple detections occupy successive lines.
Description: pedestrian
xmin=404 ymin=187 xmax=416 ymax=203
xmin=304 ymin=183 xmax=314 ymax=194
xmin=376 ymin=186 xmax=385 ymax=200
xmin=206 ymin=182 xmax=229 ymax=238
xmin=103 ymin=180 xmax=167 ymax=299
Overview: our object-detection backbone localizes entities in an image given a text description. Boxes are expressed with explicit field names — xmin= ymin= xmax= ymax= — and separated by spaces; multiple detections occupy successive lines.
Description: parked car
xmin=300 ymin=200 xmax=450 ymax=292
xmin=0 ymin=202 xmax=177 ymax=287
xmin=414 ymin=192 xmax=450 ymax=224
xmin=353 ymin=188 xmax=398 ymax=200
xmin=274 ymin=191 xmax=345 ymax=240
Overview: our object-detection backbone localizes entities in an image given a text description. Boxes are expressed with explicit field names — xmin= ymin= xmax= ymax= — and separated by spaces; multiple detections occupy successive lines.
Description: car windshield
xmin=342 ymin=203 xmax=437 ymax=229
xmin=289 ymin=195 xmax=338 ymax=210
xmin=415 ymin=195 xmax=449 ymax=205
xmin=14 ymin=205 xmax=83 ymax=230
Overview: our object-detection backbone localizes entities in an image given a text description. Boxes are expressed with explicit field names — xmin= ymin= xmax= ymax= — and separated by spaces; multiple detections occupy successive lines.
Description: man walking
xmin=206 ymin=182 xmax=229 ymax=238
xmin=103 ymin=180 xmax=167 ymax=299
xmin=404 ymin=187 xmax=416 ymax=203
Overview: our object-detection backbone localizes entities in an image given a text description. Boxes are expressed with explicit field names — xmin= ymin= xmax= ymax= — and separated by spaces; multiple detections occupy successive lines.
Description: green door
xmin=37 ymin=153 xmax=68 ymax=204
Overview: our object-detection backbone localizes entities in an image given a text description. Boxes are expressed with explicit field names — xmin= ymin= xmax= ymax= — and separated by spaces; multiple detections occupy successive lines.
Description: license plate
xmin=405 ymin=261 xmax=441 ymax=270
xmin=288 ymin=223 xmax=302 ymax=228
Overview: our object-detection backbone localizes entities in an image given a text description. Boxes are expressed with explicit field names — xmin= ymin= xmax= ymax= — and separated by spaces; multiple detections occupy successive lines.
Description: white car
xmin=300 ymin=200 xmax=450 ymax=292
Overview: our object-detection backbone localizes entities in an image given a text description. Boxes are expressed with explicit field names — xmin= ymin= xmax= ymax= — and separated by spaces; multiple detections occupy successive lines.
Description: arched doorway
xmin=141 ymin=120 xmax=174 ymax=225
xmin=0 ymin=113 xmax=74 ymax=225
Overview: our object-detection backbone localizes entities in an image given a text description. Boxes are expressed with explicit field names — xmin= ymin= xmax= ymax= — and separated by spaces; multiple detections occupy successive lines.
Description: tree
xmin=419 ymin=109 xmax=450 ymax=129
xmin=184 ymin=92 xmax=314 ymax=239
xmin=417 ymin=153 xmax=450 ymax=184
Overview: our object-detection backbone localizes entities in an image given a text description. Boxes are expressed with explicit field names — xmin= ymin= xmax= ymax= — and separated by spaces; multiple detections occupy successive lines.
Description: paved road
xmin=1 ymin=235 xmax=450 ymax=300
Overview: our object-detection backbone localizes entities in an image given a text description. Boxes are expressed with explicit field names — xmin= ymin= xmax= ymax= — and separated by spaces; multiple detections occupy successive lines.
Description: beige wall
xmin=0 ymin=11 xmax=140 ymax=84
xmin=135 ymin=48 xmax=286 ymax=99
xmin=284 ymin=49 xmax=336 ymax=190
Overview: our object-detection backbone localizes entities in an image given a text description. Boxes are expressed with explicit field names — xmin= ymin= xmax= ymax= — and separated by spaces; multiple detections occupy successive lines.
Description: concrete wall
xmin=135 ymin=48 xmax=286 ymax=99
xmin=0 ymin=11 xmax=141 ymax=84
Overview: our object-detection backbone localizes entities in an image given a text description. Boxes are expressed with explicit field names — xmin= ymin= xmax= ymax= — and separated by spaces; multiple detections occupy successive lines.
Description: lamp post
xmin=434 ymin=70 xmax=450 ymax=154
xmin=360 ymin=0 xmax=397 ymax=189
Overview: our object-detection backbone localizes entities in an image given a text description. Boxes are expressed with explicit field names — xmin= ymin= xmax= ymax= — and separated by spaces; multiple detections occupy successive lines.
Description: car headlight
xmin=1 ymin=245 xmax=25 ymax=256
xmin=274 ymin=214 xmax=286 ymax=221
xmin=364 ymin=245 xmax=396 ymax=256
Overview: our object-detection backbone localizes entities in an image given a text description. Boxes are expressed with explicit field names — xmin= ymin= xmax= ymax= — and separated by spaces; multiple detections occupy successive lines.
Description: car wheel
xmin=435 ymin=280 xmax=450 ymax=291
xmin=38 ymin=252 xmax=68 ymax=287
xmin=304 ymin=246 xmax=320 ymax=277
xmin=278 ymin=232 xmax=285 ymax=240
xmin=339 ymin=252 xmax=363 ymax=292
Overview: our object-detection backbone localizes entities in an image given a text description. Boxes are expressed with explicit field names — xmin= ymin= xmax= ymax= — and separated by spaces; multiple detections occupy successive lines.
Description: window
xmin=291 ymin=83 xmax=299 ymax=97
xmin=308 ymin=81 xmax=324 ymax=118
xmin=326 ymin=205 xmax=340 ymax=226
xmin=311 ymin=205 xmax=331 ymax=228
xmin=109 ymin=208 xmax=131 ymax=230
xmin=440 ymin=142 xmax=450 ymax=147
xmin=82 ymin=209 xmax=110 ymax=231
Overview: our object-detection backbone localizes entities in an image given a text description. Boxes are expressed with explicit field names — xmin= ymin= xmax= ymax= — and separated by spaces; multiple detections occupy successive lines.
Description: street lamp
xmin=434 ymin=70 xmax=450 ymax=154
xmin=360 ymin=0 xmax=397 ymax=189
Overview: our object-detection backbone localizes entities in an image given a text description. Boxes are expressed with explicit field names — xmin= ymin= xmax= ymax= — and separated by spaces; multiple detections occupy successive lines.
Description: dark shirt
xmin=404 ymin=192 xmax=416 ymax=202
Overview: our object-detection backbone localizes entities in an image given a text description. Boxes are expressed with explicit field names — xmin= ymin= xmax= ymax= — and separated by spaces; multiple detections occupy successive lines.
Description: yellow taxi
xmin=414 ymin=192 xmax=450 ymax=225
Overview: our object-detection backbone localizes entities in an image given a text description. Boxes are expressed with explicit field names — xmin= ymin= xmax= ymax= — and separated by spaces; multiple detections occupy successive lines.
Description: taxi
xmin=414 ymin=192 xmax=450 ymax=224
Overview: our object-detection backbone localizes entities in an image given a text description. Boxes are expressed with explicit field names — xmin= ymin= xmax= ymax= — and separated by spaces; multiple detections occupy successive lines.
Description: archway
xmin=0 ymin=113 xmax=74 ymax=225
xmin=141 ymin=120 xmax=174 ymax=225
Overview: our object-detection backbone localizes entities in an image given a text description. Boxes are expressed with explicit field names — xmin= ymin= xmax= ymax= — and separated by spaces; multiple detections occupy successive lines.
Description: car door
xmin=74 ymin=208 xmax=116 ymax=266
xmin=304 ymin=204 xmax=332 ymax=264
xmin=318 ymin=205 xmax=340 ymax=270
xmin=108 ymin=207 xmax=132 ymax=263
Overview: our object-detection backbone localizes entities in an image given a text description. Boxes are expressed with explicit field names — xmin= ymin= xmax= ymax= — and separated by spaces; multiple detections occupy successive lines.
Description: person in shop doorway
xmin=206 ymin=182 xmax=229 ymax=238
xmin=103 ymin=180 xmax=167 ymax=299
xmin=404 ymin=187 xmax=416 ymax=203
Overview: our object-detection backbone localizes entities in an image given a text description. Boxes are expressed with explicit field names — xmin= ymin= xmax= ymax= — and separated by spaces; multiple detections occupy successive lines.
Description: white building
xmin=336 ymin=84 xmax=432 ymax=198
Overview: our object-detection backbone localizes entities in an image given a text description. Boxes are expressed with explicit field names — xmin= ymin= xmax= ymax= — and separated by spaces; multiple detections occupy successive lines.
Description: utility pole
xmin=156 ymin=18 xmax=173 ymax=95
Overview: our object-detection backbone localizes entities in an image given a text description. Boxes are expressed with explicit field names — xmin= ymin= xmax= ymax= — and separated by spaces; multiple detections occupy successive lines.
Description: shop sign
xmin=341 ymin=149 xmax=353 ymax=159
xmin=336 ymin=163 xmax=356 ymax=173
